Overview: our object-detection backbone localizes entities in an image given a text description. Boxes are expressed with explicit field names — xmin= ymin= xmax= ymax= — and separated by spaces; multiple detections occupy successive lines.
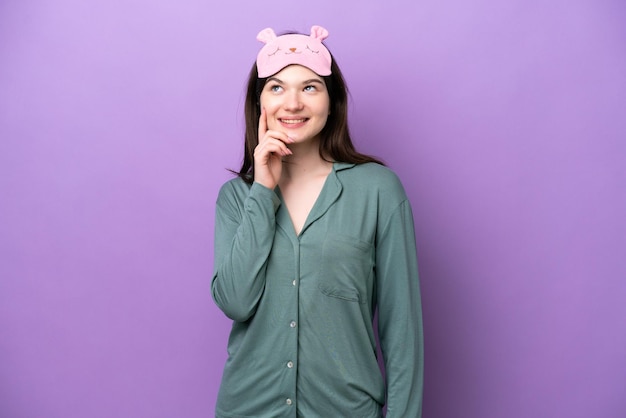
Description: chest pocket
xmin=319 ymin=235 xmax=374 ymax=304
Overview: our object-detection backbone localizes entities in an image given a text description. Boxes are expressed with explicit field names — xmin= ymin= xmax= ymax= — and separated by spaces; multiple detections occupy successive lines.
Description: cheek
xmin=259 ymin=98 xmax=279 ymax=126
xmin=259 ymin=96 xmax=280 ymax=115
xmin=318 ymin=96 xmax=331 ymax=116
xmin=317 ymin=101 xmax=331 ymax=120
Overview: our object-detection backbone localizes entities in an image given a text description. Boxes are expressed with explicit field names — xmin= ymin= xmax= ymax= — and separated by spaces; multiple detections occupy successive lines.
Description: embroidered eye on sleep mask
xmin=255 ymin=25 xmax=332 ymax=78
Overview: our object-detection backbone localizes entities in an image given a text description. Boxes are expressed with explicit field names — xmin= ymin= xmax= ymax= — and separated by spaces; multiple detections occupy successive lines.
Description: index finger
xmin=258 ymin=106 xmax=267 ymax=140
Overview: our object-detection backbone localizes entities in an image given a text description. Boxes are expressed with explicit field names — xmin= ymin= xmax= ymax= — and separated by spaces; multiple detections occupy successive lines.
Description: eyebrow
xmin=266 ymin=77 xmax=324 ymax=85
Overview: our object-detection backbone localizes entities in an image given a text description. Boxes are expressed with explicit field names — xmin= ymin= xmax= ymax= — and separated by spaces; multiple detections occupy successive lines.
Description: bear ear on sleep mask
xmin=255 ymin=25 xmax=332 ymax=78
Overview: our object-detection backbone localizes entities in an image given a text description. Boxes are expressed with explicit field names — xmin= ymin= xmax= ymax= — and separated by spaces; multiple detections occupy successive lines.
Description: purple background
xmin=1 ymin=0 xmax=625 ymax=417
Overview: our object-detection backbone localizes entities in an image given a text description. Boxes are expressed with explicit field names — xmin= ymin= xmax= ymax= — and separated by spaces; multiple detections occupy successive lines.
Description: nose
xmin=283 ymin=90 xmax=304 ymax=111
xmin=289 ymin=47 xmax=297 ymax=52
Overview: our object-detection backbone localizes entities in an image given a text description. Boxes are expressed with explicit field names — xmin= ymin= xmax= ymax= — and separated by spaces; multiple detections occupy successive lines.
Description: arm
xmin=211 ymin=181 xmax=281 ymax=322
xmin=212 ymin=105 xmax=292 ymax=321
xmin=376 ymin=199 xmax=424 ymax=417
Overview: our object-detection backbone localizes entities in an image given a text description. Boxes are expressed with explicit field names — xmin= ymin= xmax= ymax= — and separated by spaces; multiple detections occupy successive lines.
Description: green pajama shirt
xmin=212 ymin=162 xmax=423 ymax=417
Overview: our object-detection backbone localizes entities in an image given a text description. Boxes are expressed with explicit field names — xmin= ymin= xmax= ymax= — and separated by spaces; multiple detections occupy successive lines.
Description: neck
xmin=280 ymin=138 xmax=333 ymax=182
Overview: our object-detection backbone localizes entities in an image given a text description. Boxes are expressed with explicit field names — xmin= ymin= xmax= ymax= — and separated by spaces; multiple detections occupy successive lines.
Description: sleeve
xmin=211 ymin=181 xmax=281 ymax=322
xmin=376 ymin=199 xmax=424 ymax=418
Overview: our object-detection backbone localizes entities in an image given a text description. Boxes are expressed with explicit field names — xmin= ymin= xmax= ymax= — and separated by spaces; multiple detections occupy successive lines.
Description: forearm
xmin=212 ymin=182 xmax=280 ymax=321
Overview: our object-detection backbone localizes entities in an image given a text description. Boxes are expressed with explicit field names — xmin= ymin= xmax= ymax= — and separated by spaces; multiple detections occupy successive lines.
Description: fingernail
xmin=287 ymin=136 xmax=295 ymax=143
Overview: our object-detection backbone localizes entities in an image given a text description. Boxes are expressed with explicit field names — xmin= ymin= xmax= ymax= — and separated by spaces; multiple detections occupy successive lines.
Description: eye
xmin=306 ymin=45 xmax=320 ymax=54
xmin=269 ymin=84 xmax=283 ymax=93
xmin=304 ymin=85 xmax=317 ymax=92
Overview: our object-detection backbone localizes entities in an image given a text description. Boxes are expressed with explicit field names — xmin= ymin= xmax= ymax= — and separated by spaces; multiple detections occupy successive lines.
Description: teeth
xmin=281 ymin=119 xmax=306 ymax=124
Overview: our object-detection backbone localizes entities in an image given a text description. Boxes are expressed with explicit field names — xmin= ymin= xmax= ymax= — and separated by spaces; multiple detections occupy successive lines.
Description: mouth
xmin=279 ymin=118 xmax=309 ymax=125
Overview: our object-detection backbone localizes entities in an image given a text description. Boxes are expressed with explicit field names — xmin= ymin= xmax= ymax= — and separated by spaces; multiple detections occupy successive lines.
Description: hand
xmin=253 ymin=107 xmax=293 ymax=189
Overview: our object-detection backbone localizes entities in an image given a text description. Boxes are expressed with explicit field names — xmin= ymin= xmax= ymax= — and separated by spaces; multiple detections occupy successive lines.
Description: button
xmin=286 ymin=398 xmax=292 ymax=406
xmin=287 ymin=361 xmax=294 ymax=368
xmin=292 ymin=280 xmax=296 ymax=286
xmin=290 ymin=321 xmax=297 ymax=328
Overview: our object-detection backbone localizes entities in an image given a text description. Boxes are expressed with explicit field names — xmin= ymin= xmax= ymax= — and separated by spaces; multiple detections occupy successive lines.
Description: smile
xmin=279 ymin=118 xmax=308 ymax=124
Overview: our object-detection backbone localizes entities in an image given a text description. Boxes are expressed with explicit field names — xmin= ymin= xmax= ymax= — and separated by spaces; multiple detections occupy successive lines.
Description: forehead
xmin=267 ymin=65 xmax=325 ymax=83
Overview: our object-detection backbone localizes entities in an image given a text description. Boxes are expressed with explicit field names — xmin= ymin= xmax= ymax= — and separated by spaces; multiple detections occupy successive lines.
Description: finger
xmin=259 ymin=139 xmax=293 ymax=156
xmin=258 ymin=107 xmax=268 ymax=141
xmin=255 ymin=139 xmax=293 ymax=157
xmin=263 ymin=129 xmax=294 ymax=145
xmin=258 ymin=109 xmax=294 ymax=145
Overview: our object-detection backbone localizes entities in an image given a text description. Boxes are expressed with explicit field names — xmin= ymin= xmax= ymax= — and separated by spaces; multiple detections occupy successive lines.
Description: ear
xmin=257 ymin=28 xmax=277 ymax=44
xmin=310 ymin=25 xmax=329 ymax=41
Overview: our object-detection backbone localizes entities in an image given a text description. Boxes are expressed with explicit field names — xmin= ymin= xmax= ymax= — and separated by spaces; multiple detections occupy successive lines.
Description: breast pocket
xmin=319 ymin=235 xmax=374 ymax=304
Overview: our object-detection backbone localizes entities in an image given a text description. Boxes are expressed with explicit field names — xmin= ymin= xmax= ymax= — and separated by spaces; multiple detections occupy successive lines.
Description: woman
xmin=211 ymin=25 xmax=423 ymax=417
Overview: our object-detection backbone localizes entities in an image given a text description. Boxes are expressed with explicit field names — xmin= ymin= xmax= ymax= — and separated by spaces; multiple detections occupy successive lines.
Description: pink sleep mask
xmin=256 ymin=25 xmax=332 ymax=78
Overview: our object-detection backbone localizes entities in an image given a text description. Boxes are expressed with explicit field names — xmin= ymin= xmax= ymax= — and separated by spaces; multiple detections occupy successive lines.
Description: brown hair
xmin=234 ymin=50 xmax=383 ymax=184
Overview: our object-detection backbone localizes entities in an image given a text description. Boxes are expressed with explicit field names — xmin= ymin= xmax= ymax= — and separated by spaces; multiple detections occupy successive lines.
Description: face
xmin=259 ymin=65 xmax=330 ymax=143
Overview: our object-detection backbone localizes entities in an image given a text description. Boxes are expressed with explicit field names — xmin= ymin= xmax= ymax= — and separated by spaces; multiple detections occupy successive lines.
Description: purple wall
xmin=1 ymin=1 xmax=624 ymax=417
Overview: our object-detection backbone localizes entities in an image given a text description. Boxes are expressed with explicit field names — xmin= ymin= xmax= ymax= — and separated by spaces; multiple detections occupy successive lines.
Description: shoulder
xmin=336 ymin=162 xmax=407 ymax=198
xmin=215 ymin=177 xmax=252 ymax=210
xmin=216 ymin=177 xmax=280 ymax=212
xmin=217 ymin=177 xmax=250 ymax=198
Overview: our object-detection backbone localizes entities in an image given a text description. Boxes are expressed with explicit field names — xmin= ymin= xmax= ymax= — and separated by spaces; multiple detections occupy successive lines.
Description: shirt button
xmin=286 ymin=398 xmax=292 ymax=406
xmin=287 ymin=361 xmax=294 ymax=368
xmin=292 ymin=279 xmax=296 ymax=286
xmin=290 ymin=321 xmax=296 ymax=328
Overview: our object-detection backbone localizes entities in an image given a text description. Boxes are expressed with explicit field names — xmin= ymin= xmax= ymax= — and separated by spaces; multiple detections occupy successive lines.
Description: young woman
xmin=211 ymin=25 xmax=423 ymax=417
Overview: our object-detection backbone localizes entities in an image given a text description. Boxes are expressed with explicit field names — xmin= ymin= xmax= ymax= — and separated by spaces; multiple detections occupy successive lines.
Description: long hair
xmin=235 ymin=51 xmax=383 ymax=184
